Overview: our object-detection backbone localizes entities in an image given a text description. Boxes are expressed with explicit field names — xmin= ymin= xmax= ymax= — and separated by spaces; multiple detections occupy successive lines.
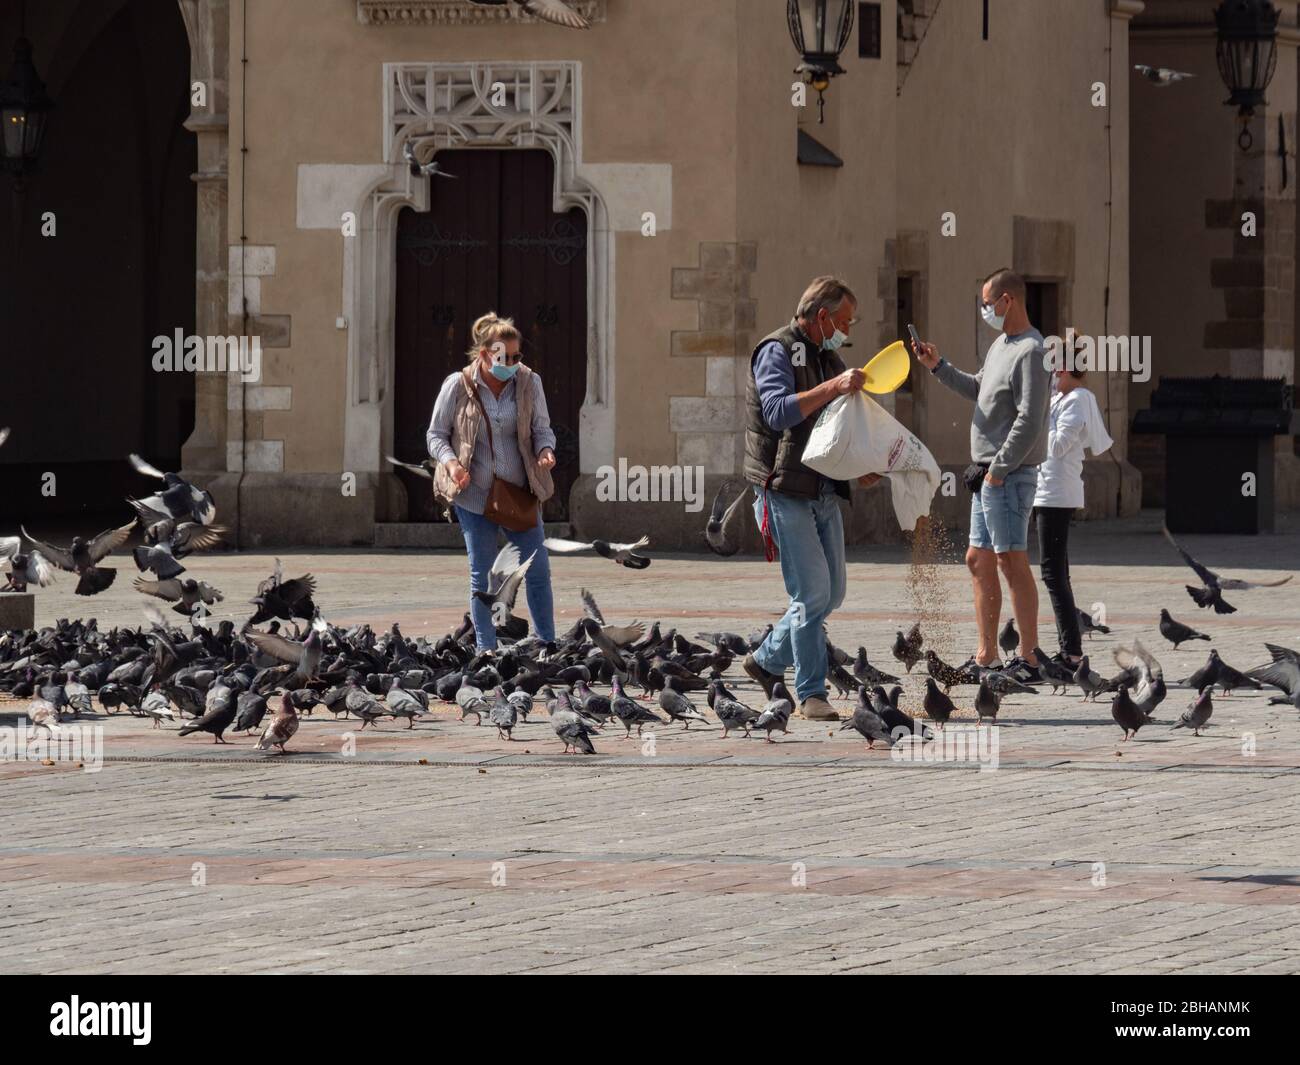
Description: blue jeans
xmin=750 ymin=481 xmax=846 ymax=702
xmin=455 ymin=505 xmax=555 ymax=649
xmin=970 ymin=466 xmax=1038 ymax=553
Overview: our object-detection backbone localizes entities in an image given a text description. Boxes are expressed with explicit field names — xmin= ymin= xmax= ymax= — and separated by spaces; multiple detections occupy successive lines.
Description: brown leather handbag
xmin=465 ymin=369 xmax=540 ymax=533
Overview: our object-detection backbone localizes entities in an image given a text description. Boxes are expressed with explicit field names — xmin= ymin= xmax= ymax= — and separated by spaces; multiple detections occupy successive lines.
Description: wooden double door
xmin=393 ymin=149 xmax=587 ymax=521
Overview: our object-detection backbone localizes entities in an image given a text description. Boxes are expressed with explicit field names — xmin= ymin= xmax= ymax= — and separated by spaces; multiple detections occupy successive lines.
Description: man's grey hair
xmin=796 ymin=276 xmax=857 ymax=321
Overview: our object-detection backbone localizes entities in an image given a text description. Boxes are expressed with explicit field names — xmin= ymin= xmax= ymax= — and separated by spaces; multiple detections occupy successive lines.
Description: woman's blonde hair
xmin=467 ymin=312 xmax=522 ymax=363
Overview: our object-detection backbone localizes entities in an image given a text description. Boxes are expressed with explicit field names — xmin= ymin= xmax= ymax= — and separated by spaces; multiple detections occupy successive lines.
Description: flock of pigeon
xmin=1 ymin=427 xmax=1298 ymax=755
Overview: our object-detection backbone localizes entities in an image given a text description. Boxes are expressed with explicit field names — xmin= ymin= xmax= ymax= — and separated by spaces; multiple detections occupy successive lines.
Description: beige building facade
xmin=5 ymin=0 xmax=1298 ymax=545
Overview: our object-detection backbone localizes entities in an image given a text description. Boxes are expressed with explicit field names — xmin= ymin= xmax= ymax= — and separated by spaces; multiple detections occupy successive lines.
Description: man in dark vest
xmin=742 ymin=276 xmax=880 ymax=721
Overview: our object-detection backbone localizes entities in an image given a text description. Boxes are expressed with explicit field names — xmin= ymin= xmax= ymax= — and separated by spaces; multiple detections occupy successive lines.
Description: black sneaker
xmin=743 ymin=653 xmax=783 ymax=699
xmin=1004 ymin=656 xmax=1042 ymax=684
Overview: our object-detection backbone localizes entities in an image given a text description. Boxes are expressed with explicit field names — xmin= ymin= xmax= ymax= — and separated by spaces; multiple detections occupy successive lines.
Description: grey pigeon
xmin=386 ymin=676 xmax=428 ymax=728
xmin=610 ymin=675 xmax=663 ymax=737
xmin=1032 ymin=648 xmax=1074 ymax=695
xmin=1171 ymin=690 xmax=1213 ymax=736
xmin=852 ymin=647 xmax=899 ymax=686
xmin=1134 ymin=64 xmax=1194 ymax=86
xmin=233 ymin=691 xmax=269 ymax=734
xmin=1158 ymin=608 xmax=1209 ymax=649
xmin=488 ymin=686 xmax=517 ymax=739
xmin=998 ymin=617 xmax=1019 ymax=655
xmin=753 ymin=681 xmax=794 ymax=742
xmin=979 ymin=670 xmax=1034 ymax=696
xmin=874 ymin=684 xmax=933 ymax=742
xmin=658 ymin=677 xmax=707 ymax=729
xmin=840 ymin=688 xmax=893 ymax=749
xmin=714 ymin=695 xmax=759 ymax=739
xmin=922 ymin=677 xmax=955 ymax=729
xmin=1073 ymin=655 xmax=1110 ymax=702
xmin=1111 ymin=687 xmax=1146 ymax=742
xmin=455 ymin=682 xmax=487 ymax=723
xmin=468 ymin=0 xmax=591 ymax=30
xmin=974 ymin=679 xmax=1001 ymax=725
xmin=551 ymin=691 xmax=597 ymax=754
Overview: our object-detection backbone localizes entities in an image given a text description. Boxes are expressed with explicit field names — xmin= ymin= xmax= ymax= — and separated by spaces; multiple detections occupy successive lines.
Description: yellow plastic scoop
xmin=861 ymin=340 xmax=910 ymax=394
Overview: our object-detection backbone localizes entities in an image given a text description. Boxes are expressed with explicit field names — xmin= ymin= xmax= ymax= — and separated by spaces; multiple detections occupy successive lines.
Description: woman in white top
xmin=1033 ymin=356 xmax=1113 ymax=664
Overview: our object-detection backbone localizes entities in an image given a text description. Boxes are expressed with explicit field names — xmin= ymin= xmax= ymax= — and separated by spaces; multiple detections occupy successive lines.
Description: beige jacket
xmin=431 ymin=364 xmax=556 ymax=506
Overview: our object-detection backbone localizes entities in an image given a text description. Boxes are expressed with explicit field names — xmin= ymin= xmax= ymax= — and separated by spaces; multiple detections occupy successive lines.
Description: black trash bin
xmin=1132 ymin=375 xmax=1295 ymax=534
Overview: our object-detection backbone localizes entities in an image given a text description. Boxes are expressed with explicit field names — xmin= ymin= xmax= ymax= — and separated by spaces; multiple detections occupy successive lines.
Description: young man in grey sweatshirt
xmin=912 ymin=268 xmax=1051 ymax=680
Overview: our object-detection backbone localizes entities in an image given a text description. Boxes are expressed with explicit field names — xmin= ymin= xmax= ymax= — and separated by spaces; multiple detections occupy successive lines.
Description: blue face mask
xmin=490 ymin=362 xmax=519 ymax=381
xmin=819 ymin=312 xmax=848 ymax=352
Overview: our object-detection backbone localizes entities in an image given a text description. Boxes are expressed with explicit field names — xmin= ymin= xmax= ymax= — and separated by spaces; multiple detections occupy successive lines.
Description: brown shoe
xmin=743 ymin=653 xmax=782 ymax=699
xmin=800 ymin=696 xmax=838 ymax=721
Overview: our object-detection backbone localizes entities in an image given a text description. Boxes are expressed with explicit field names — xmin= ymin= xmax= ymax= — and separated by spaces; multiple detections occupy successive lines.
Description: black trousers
xmin=1034 ymin=506 xmax=1083 ymax=657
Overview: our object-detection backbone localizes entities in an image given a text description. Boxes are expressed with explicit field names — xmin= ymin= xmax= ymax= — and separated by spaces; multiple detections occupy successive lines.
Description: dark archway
xmin=0 ymin=0 xmax=195 ymax=526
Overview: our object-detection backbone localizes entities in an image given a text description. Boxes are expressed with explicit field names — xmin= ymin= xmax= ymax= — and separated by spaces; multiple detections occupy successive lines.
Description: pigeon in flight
xmin=386 ymin=455 xmax=436 ymax=480
xmin=544 ymin=535 xmax=651 ymax=569
xmin=249 ymin=560 xmax=318 ymax=624
xmin=0 ymin=537 xmax=55 ymax=592
xmin=891 ymin=623 xmax=923 ymax=673
xmin=472 ymin=544 xmax=535 ymax=622
xmin=705 ymin=480 xmax=749 ymax=556
xmin=1134 ymin=64 xmax=1194 ymax=86
xmin=133 ymin=520 xmax=227 ymax=580
xmin=1247 ymin=643 xmax=1300 ymax=701
xmin=133 ymin=576 xmax=225 ymax=617
xmin=1112 ymin=639 xmax=1166 ymax=719
xmin=1163 ymin=527 xmax=1291 ymax=614
xmin=402 ymin=140 xmax=458 ymax=180
xmin=1158 ymin=608 xmax=1209 ymax=649
xmin=469 ymin=0 xmax=591 ymax=29
xmin=1076 ymin=607 xmax=1110 ymax=638
xmin=127 ymin=454 xmax=217 ymax=526
xmin=21 ymin=522 xmax=134 ymax=595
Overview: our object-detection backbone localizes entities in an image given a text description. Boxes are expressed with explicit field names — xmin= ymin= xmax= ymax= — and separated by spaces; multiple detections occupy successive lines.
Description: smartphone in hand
xmin=907 ymin=323 xmax=922 ymax=353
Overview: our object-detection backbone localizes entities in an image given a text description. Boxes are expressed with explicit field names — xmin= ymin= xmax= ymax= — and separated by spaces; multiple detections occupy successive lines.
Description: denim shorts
xmin=969 ymin=466 xmax=1038 ymax=553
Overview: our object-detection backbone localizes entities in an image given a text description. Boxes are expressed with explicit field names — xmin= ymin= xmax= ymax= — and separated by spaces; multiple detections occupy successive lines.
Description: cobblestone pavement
xmin=2 ymin=513 xmax=1298 ymax=973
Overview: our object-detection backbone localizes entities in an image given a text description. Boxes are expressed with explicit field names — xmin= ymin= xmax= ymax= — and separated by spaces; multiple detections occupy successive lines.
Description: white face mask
xmin=980 ymin=295 xmax=1006 ymax=332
